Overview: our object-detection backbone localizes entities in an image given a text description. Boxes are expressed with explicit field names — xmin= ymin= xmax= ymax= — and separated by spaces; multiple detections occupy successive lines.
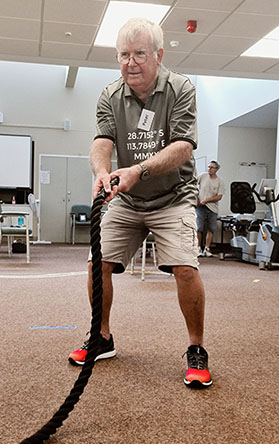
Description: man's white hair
xmin=116 ymin=17 xmax=164 ymax=51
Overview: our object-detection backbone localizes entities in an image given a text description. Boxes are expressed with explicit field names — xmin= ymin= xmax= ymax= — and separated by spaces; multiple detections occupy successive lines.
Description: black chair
xmin=70 ymin=204 xmax=91 ymax=244
xmin=230 ymin=181 xmax=256 ymax=214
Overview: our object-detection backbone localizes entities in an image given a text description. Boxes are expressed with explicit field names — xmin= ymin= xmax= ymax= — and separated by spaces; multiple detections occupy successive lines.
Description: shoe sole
xmin=68 ymin=349 xmax=116 ymax=366
xmin=184 ymin=377 xmax=213 ymax=388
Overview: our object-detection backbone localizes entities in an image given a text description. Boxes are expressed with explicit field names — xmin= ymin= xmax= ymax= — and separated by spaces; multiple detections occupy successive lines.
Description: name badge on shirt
xmin=137 ymin=109 xmax=155 ymax=131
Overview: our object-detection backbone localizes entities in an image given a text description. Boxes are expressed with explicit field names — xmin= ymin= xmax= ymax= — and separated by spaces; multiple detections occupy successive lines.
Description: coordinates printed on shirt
xmin=126 ymin=129 xmax=165 ymax=161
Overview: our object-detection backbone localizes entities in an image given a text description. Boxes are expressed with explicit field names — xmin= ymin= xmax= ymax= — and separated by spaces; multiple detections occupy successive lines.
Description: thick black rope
xmin=19 ymin=177 xmax=119 ymax=444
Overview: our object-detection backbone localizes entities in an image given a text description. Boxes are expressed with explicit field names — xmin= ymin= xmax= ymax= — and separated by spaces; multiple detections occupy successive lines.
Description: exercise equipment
xmin=228 ymin=180 xmax=279 ymax=270
xmin=19 ymin=177 xmax=119 ymax=444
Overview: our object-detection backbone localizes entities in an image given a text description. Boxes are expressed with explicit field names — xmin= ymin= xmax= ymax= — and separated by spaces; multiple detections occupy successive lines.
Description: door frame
xmin=39 ymin=154 xmax=92 ymax=242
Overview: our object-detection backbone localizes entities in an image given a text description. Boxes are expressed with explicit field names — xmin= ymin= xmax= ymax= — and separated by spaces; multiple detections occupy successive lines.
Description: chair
xmin=0 ymin=211 xmax=32 ymax=263
xmin=130 ymin=232 xmax=157 ymax=281
xmin=230 ymin=181 xmax=256 ymax=214
xmin=70 ymin=204 xmax=91 ymax=245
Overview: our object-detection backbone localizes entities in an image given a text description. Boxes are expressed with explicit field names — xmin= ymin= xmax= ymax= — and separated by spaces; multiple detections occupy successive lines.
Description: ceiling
xmin=1 ymin=0 xmax=279 ymax=82
xmin=222 ymin=100 xmax=279 ymax=129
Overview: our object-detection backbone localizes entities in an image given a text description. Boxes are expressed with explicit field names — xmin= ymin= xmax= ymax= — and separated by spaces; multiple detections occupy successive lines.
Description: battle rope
xmin=20 ymin=177 xmax=119 ymax=444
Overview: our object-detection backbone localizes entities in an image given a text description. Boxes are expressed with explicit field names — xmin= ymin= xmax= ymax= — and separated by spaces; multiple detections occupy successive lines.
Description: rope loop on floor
xmin=19 ymin=177 xmax=119 ymax=444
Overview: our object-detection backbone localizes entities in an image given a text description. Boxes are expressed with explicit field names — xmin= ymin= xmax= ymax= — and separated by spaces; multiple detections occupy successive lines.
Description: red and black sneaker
xmin=68 ymin=333 xmax=116 ymax=366
xmin=184 ymin=345 xmax=212 ymax=388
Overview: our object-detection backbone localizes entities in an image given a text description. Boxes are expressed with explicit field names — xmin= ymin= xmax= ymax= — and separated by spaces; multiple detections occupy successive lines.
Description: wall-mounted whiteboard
xmin=237 ymin=163 xmax=267 ymax=188
xmin=0 ymin=134 xmax=33 ymax=188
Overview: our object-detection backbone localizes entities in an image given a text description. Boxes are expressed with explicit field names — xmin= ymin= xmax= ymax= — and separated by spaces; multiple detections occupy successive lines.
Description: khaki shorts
xmin=88 ymin=202 xmax=199 ymax=274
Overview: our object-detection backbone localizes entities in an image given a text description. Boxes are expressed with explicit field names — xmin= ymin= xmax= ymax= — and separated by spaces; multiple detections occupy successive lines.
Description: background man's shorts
xmin=88 ymin=202 xmax=199 ymax=274
xmin=196 ymin=206 xmax=218 ymax=233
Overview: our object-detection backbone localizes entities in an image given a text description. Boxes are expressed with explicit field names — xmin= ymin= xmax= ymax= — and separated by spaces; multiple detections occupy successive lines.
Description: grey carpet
xmin=0 ymin=244 xmax=278 ymax=443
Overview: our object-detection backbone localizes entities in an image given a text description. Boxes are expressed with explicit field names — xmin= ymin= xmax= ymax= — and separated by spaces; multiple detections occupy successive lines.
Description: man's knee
xmin=102 ymin=261 xmax=116 ymax=275
xmin=88 ymin=260 xmax=115 ymax=270
xmin=173 ymin=265 xmax=198 ymax=282
xmin=88 ymin=260 xmax=115 ymax=281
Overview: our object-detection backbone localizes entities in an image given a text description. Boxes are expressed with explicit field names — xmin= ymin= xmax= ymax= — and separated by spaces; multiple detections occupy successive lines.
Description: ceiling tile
xmin=223 ymin=56 xmax=278 ymax=73
xmin=194 ymin=35 xmax=257 ymax=56
xmin=0 ymin=0 xmax=42 ymax=20
xmin=0 ymin=17 xmax=40 ymax=40
xmin=175 ymin=0 xmax=243 ymax=12
xmin=265 ymin=63 xmax=279 ymax=74
xmin=163 ymin=31 xmax=206 ymax=52
xmin=213 ymin=12 xmax=279 ymax=38
xmin=44 ymin=0 xmax=106 ymax=25
xmin=0 ymin=0 xmax=278 ymax=79
xmin=43 ymin=22 xmax=97 ymax=45
xmin=163 ymin=50 xmax=189 ymax=68
xmin=87 ymin=46 xmax=117 ymax=62
xmin=178 ymin=53 xmax=234 ymax=70
xmin=162 ymin=8 xmax=229 ymax=34
xmin=41 ymin=42 xmax=91 ymax=60
xmin=127 ymin=0 xmax=172 ymax=3
xmin=237 ymin=0 xmax=279 ymax=15
xmin=0 ymin=38 xmax=39 ymax=56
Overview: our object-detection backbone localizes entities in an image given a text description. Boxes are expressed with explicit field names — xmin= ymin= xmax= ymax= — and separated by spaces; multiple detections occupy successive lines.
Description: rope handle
xmin=97 ymin=176 xmax=120 ymax=200
xmin=19 ymin=177 xmax=119 ymax=444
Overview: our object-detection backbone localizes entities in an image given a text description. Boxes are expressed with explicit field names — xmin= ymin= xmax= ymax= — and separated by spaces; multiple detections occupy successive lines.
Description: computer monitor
xmin=257 ymin=178 xmax=276 ymax=196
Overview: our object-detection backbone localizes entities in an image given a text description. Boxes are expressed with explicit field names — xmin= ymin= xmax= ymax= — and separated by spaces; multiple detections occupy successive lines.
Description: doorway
xmin=39 ymin=155 xmax=93 ymax=243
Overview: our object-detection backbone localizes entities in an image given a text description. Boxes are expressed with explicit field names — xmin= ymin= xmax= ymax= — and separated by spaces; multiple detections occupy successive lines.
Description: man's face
xmin=117 ymin=31 xmax=163 ymax=92
xmin=208 ymin=163 xmax=218 ymax=176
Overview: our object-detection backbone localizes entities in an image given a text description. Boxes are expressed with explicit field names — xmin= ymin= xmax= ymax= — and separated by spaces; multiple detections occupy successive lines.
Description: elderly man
xmin=69 ymin=18 xmax=212 ymax=388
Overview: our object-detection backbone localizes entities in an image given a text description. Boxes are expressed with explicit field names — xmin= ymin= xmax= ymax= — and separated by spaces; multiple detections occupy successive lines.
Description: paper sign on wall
xmin=40 ymin=170 xmax=51 ymax=185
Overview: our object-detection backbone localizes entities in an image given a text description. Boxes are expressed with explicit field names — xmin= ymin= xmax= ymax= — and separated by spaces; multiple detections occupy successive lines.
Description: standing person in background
xmin=196 ymin=161 xmax=225 ymax=257
xmin=69 ymin=17 xmax=213 ymax=388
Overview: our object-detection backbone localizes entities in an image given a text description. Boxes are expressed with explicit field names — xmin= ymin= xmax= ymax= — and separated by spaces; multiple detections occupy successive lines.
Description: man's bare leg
xmin=173 ymin=265 xmax=205 ymax=346
xmin=87 ymin=260 xmax=115 ymax=340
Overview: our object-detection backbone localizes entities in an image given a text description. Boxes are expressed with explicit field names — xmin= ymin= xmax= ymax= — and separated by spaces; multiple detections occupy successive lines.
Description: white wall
xmin=195 ymin=75 xmax=279 ymax=162
xmin=195 ymin=74 xmax=279 ymax=238
xmin=0 ymin=61 xmax=120 ymax=197
xmin=1 ymin=60 xmax=278 ymax=228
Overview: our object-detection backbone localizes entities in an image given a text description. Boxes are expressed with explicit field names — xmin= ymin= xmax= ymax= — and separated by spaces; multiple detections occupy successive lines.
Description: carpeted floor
xmin=0 ymin=244 xmax=278 ymax=444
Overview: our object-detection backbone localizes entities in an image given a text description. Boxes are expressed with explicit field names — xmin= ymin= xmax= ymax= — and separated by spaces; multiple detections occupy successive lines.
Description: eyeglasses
xmin=208 ymin=166 xmax=218 ymax=169
xmin=116 ymin=50 xmax=155 ymax=65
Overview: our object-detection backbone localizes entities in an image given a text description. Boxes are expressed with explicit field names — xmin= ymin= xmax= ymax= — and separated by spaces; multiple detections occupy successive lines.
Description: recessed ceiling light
xmin=241 ymin=25 xmax=279 ymax=58
xmin=94 ymin=1 xmax=171 ymax=47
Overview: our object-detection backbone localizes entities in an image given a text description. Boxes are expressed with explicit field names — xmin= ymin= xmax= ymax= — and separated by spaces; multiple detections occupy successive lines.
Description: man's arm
xmin=139 ymin=140 xmax=193 ymax=176
xmin=200 ymin=194 xmax=223 ymax=205
xmin=90 ymin=138 xmax=115 ymax=200
xmin=111 ymin=140 xmax=193 ymax=193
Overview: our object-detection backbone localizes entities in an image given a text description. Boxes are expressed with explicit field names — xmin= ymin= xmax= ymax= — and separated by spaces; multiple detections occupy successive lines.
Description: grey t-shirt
xmin=198 ymin=173 xmax=225 ymax=214
xmin=94 ymin=65 xmax=198 ymax=211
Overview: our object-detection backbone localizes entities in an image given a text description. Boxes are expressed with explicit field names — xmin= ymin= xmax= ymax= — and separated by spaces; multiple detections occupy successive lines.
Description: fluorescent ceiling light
xmin=241 ymin=25 xmax=279 ymax=58
xmin=94 ymin=1 xmax=171 ymax=47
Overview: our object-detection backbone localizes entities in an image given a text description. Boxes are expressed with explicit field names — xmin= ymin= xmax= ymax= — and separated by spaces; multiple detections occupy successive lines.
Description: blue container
xmin=18 ymin=216 xmax=24 ymax=226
